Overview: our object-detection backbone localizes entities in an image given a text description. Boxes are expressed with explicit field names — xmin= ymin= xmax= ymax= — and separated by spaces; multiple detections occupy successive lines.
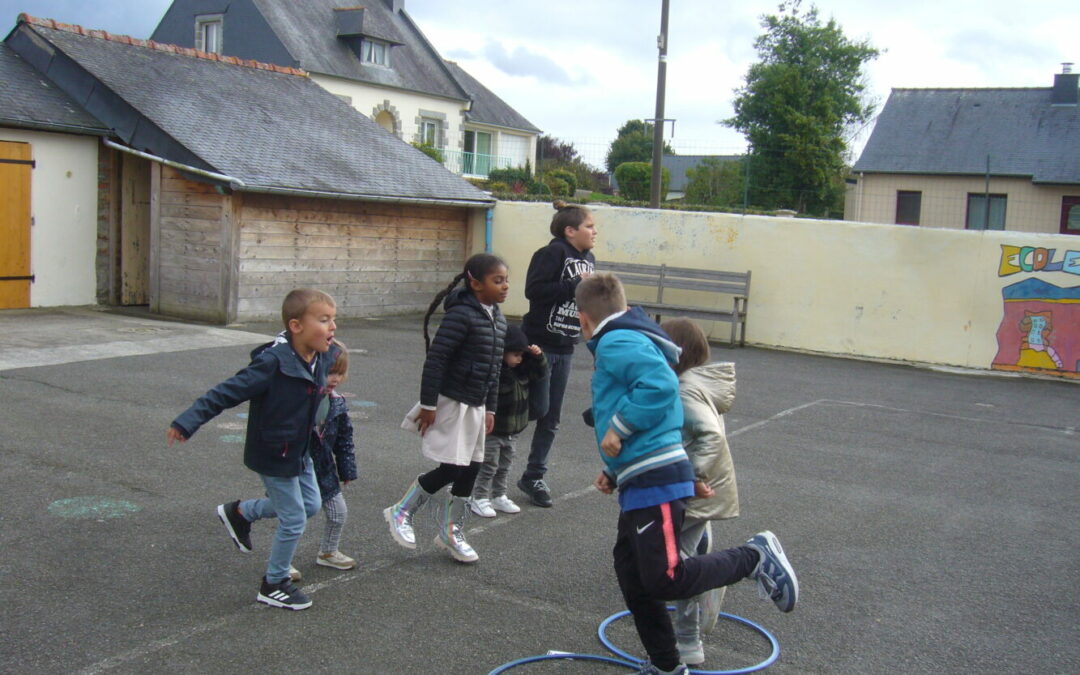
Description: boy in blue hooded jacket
xmin=576 ymin=273 xmax=799 ymax=675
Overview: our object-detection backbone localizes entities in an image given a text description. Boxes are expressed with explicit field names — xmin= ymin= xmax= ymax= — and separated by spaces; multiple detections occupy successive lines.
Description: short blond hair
xmin=575 ymin=272 xmax=626 ymax=323
xmin=281 ymin=288 xmax=336 ymax=329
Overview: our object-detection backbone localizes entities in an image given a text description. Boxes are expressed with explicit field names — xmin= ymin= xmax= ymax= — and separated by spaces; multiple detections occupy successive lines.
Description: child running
xmin=167 ymin=289 xmax=339 ymax=611
xmin=660 ymin=318 xmax=739 ymax=667
xmin=384 ymin=253 xmax=509 ymax=563
xmin=577 ymin=273 xmax=797 ymax=675
xmin=309 ymin=339 xmax=358 ymax=572
xmin=468 ymin=324 xmax=549 ymax=518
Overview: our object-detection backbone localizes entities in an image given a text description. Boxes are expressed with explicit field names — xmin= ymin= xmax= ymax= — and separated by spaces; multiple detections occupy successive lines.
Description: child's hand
xmin=694 ymin=480 xmax=715 ymax=499
xmin=593 ymin=471 xmax=615 ymax=494
xmin=166 ymin=427 xmax=187 ymax=447
xmin=485 ymin=412 xmax=495 ymax=434
xmin=526 ymin=344 xmax=542 ymax=356
xmin=417 ymin=408 xmax=436 ymax=435
xmin=601 ymin=428 xmax=622 ymax=457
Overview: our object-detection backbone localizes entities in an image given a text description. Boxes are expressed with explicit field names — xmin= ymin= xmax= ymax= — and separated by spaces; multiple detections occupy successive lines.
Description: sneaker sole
xmin=433 ymin=535 xmax=478 ymax=563
xmin=758 ymin=530 xmax=799 ymax=612
xmin=316 ymin=557 xmax=356 ymax=570
xmin=491 ymin=506 xmax=520 ymax=514
xmin=382 ymin=507 xmax=416 ymax=550
xmin=256 ymin=593 xmax=312 ymax=610
xmin=469 ymin=506 xmax=497 ymax=518
xmin=216 ymin=504 xmax=252 ymax=554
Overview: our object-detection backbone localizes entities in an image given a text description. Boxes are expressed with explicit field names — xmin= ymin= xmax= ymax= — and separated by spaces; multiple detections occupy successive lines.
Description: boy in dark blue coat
xmin=167 ymin=288 xmax=339 ymax=611
xmin=576 ymin=273 xmax=799 ymax=675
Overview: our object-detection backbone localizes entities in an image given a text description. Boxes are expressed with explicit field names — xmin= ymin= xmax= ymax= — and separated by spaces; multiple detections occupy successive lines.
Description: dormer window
xmin=195 ymin=14 xmax=223 ymax=55
xmin=361 ymin=38 xmax=390 ymax=66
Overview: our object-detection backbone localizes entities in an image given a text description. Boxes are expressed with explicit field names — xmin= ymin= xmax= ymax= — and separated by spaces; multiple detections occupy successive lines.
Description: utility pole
xmin=649 ymin=0 xmax=670 ymax=208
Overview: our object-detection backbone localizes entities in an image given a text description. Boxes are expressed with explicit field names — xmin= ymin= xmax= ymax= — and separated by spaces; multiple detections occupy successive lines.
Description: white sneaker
xmin=316 ymin=550 xmax=356 ymax=570
xmin=490 ymin=495 xmax=521 ymax=514
xmin=288 ymin=565 xmax=302 ymax=582
xmin=677 ymin=639 xmax=705 ymax=666
xmin=468 ymin=498 xmax=496 ymax=518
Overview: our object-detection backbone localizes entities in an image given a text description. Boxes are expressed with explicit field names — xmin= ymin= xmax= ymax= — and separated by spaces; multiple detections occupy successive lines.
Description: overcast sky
xmin=3 ymin=0 xmax=1077 ymax=168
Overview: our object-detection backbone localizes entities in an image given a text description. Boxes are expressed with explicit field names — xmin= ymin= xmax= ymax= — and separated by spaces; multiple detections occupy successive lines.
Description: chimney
xmin=1051 ymin=62 xmax=1078 ymax=105
xmin=384 ymin=0 xmax=404 ymax=13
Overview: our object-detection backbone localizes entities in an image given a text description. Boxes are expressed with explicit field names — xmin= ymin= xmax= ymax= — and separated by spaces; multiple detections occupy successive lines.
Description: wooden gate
xmin=0 ymin=141 xmax=33 ymax=309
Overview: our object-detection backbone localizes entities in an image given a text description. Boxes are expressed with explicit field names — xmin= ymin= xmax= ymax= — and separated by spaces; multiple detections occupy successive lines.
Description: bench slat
xmin=632 ymin=302 xmax=742 ymax=323
xmin=597 ymin=261 xmax=749 ymax=284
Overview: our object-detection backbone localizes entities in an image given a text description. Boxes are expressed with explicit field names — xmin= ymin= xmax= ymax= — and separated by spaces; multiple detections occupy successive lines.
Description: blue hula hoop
xmin=598 ymin=609 xmax=780 ymax=675
xmin=487 ymin=609 xmax=779 ymax=674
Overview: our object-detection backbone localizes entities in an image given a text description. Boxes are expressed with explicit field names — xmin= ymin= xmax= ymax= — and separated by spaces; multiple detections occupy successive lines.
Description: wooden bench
xmin=595 ymin=261 xmax=751 ymax=346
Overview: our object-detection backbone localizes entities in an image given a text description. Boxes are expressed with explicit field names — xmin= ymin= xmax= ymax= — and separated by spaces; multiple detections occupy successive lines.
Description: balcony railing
xmin=442 ymin=149 xmax=515 ymax=178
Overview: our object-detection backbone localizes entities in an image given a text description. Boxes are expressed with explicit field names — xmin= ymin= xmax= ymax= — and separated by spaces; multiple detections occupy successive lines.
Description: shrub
xmin=614 ymin=162 xmax=669 ymax=201
xmin=545 ymin=169 xmax=577 ymax=196
xmin=411 ymin=142 xmax=444 ymax=164
xmin=487 ymin=181 xmax=508 ymax=193
xmin=542 ymin=176 xmax=571 ymax=197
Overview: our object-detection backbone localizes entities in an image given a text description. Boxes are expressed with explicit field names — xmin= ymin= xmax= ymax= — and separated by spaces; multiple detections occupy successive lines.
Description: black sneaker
xmin=517 ymin=478 xmax=553 ymax=508
xmin=256 ymin=577 xmax=312 ymax=610
xmin=216 ymin=501 xmax=252 ymax=553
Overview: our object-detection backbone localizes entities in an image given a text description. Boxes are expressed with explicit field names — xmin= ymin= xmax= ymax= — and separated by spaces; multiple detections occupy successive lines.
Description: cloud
xmin=481 ymin=40 xmax=591 ymax=86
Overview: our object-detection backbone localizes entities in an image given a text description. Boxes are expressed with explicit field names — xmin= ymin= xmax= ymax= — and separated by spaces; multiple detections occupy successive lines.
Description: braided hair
xmin=423 ymin=252 xmax=508 ymax=351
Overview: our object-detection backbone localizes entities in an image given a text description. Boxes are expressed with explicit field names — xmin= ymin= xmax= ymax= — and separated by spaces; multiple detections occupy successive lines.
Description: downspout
xmin=102 ymin=138 xmax=245 ymax=189
xmin=857 ymin=172 xmax=865 ymax=222
xmin=485 ymin=207 xmax=493 ymax=252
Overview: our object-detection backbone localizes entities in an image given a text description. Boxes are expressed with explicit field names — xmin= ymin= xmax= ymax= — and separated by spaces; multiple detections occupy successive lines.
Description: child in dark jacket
xmin=167 ymin=288 xmax=339 ymax=611
xmin=469 ymin=324 xmax=549 ymax=517
xmin=309 ymin=340 xmax=358 ymax=572
xmin=576 ymin=274 xmax=798 ymax=675
xmin=384 ymin=253 xmax=509 ymax=563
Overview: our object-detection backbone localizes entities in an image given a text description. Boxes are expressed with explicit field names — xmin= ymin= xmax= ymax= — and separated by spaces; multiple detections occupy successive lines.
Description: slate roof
xmin=444 ymin=61 xmax=539 ymax=133
xmin=853 ymin=87 xmax=1080 ymax=184
xmin=0 ymin=42 xmax=107 ymax=135
xmin=8 ymin=17 xmax=491 ymax=205
xmin=249 ymin=0 xmax=467 ymax=101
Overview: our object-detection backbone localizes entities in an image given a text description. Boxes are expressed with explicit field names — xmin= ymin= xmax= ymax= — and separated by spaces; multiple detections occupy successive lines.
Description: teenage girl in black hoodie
xmin=517 ymin=200 xmax=597 ymax=507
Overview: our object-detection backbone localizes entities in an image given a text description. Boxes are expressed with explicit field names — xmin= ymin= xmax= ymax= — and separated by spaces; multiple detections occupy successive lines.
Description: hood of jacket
xmin=444 ymin=285 xmax=483 ymax=312
xmin=679 ymin=362 xmax=736 ymax=415
xmin=588 ymin=306 xmax=681 ymax=367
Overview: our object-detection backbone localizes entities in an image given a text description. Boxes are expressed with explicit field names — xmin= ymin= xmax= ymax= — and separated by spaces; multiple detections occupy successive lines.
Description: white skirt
xmin=401 ymin=396 xmax=486 ymax=466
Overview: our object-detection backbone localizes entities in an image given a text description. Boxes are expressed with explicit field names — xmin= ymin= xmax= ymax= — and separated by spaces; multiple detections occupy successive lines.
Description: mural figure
xmin=1015 ymin=311 xmax=1064 ymax=370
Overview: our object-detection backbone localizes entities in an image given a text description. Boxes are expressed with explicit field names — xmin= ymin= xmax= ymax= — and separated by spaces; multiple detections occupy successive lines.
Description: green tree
xmin=725 ymin=1 xmax=879 ymax=214
xmin=605 ymin=120 xmax=674 ymax=173
xmin=683 ymin=157 xmax=745 ymax=207
xmin=614 ymin=162 xmax=669 ymax=202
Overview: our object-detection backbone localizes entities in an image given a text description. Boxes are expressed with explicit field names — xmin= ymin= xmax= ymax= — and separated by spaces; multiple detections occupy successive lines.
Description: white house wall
xmin=0 ymin=128 xmax=99 ymax=307
xmin=310 ymin=72 xmax=464 ymax=149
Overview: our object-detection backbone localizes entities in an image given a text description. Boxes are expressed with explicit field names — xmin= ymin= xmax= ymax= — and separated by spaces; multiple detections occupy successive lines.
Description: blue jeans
xmin=522 ymin=349 xmax=575 ymax=481
xmin=238 ymin=454 xmax=321 ymax=584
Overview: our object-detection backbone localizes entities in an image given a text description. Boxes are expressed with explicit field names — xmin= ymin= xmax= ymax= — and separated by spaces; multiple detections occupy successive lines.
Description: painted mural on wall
xmin=992 ymin=245 xmax=1080 ymax=379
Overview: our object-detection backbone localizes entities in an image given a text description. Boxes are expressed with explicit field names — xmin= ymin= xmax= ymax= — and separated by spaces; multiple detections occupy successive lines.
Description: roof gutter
xmin=240 ymin=184 xmax=494 ymax=208
xmin=102 ymin=138 xmax=245 ymax=189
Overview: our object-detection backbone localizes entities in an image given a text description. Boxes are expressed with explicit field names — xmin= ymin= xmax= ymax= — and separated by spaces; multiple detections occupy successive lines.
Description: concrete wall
xmin=479 ymin=202 xmax=1080 ymax=379
xmin=845 ymin=173 xmax=1080 ymax=233
xmin=0 ymin=128 xmax=99 ymax=307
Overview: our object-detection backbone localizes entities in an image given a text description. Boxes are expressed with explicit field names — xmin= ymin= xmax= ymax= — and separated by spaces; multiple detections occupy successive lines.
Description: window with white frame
xmin=195 ymin=15 xmax=223 ymax=55
xmin=500 ymin=133 xmax=530 ymax=169
xmin=361 ymin=39 xmax=390 ymax=66
xmin=420 ymin=118 xmax=440 ymax=147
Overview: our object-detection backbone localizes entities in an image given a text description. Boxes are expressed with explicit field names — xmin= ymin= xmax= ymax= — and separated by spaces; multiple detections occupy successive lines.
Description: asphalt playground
xmin=0 ymin=306 xmax=1076 ymax=674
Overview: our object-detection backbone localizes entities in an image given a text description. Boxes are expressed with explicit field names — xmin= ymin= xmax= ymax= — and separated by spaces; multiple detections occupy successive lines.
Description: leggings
xmin=418 ymin=462 xmax=482 ymax=497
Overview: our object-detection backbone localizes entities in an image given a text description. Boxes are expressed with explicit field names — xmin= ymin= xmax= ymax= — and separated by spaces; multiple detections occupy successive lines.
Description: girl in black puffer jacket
xmin=383 ymin=253 xmax=508 ymax=564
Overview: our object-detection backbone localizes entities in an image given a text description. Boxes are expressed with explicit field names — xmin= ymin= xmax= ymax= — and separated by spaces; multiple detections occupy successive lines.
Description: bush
xmin=545 ymin=169 xmax=577 ymax=196
xmin=614 ymin=162 xmax=669 ymax=201
xmin=487 ymin=181 xmax=508 ymax=193
xmin=411 ymin=142 xmax=444 ymax=164
xmin=542 ymin=176 xmax=571 ymax=197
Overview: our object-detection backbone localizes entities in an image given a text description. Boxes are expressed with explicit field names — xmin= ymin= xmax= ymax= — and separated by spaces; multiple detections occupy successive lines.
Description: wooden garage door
xmin=236 ymin=194 xmax=468 ymax=320
xmin=0 ymin=141 xmax=33 ymax=309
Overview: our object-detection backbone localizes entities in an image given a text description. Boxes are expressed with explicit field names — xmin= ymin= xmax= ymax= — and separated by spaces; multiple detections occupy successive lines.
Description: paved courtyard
xmin=0 ymin=307 xmax=1076 ymax=674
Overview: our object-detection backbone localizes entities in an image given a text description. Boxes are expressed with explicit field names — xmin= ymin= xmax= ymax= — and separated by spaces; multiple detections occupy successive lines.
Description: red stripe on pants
xmin=659 ymin=502 xmax=679 ymax=580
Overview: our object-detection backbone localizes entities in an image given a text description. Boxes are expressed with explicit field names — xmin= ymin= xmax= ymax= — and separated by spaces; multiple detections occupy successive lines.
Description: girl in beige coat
xmin=661 ymin=318 xmax=739 ymax=667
